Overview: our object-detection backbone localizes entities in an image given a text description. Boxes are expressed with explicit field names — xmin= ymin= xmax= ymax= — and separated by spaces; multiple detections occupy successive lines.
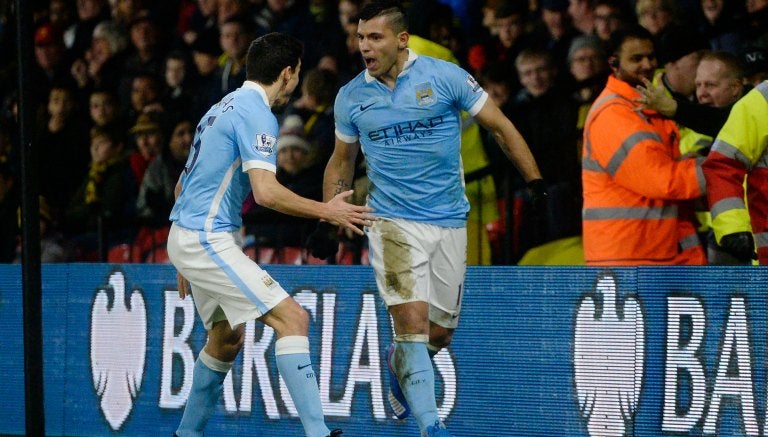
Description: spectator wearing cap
xmin=655 ymin=25 xmax=710 ymax=101
xmin=32 ymin=22 xmax=74 ymax=108
xmin=242 ymin=115 xmax=324 ymax=249
xmin=567 ymin=35 xmax=608 ymax=136
xmin=189 ymin=29 xmax=222 ymax=117
xmin=740 ymin=46 xmax=768 ymax=88
xmin=128 ymin=111 xmax=164 ymax=187
xmin=64 ymin=125 xmax=137 ymax=261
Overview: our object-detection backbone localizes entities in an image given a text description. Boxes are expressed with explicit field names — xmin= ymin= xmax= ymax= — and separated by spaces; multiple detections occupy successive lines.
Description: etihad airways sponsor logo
xmin=366 ymin=116 xmax=445 ymax=145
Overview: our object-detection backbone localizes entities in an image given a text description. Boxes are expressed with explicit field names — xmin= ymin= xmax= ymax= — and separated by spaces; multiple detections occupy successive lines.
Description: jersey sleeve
xmin=236 ymin=108 xmax=278 ymax=173
xmin=442 ymin=62 xmax=488 ymax=116
xmin=334 ymin=85 xmax=359 ymax=143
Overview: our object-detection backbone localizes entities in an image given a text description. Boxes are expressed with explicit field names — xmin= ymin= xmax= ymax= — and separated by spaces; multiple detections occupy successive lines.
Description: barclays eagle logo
xmin=90 ymin=271 xmax=147 ymax=430
xmin=574 ymin=273 xmax=645 ymax=436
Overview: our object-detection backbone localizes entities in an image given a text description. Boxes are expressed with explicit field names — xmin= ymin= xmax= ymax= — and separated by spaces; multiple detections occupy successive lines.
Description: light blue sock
xmin=275 ymin=336 xmax=330 ymax=437
xmin=394 ymin=341 xmax=439 ymax=433
xmin=176 ymin=350 xmax=231 ymax=437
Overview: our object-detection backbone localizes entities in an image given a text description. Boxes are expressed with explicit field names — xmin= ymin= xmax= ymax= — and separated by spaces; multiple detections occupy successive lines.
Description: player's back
xmin=170 ymin=84 xmax=278 ymax=233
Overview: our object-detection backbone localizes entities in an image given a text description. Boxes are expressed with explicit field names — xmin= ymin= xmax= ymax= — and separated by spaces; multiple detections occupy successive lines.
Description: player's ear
xmin=398 ymin=31 xmax=409 ymax=50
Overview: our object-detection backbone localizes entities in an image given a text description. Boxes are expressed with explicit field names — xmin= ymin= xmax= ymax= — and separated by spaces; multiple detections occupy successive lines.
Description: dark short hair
xmin=303 ymin=67 xmax=338 ymax=106
xmin=607 ymin=25 xmax=654 ymax=59
xmin=358 ymin=0 xmax=408 ymax=33
xmin=246 ymin=32 xmax=303 ymax=85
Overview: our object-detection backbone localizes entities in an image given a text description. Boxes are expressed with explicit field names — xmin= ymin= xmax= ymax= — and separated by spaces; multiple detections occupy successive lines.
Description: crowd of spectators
xmin=0 ymin=0 xmax=766 ymax=265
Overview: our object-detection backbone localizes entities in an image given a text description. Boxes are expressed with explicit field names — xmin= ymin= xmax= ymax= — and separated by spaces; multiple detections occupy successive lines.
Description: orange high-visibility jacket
xmin=582 ymin=76 xmax=706 ymax=265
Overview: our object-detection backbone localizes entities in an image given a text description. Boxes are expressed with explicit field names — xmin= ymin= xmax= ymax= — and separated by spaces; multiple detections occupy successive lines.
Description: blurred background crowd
xmin=0 ymin=0 xmax=766 ymax=265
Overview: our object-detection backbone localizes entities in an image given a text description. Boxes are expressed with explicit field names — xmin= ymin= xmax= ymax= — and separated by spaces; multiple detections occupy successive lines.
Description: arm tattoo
xmin=332 ymin=179 xmax=351 ymax=196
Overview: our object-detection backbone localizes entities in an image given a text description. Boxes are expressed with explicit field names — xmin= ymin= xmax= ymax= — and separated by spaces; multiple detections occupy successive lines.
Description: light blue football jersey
xmin=334 ymin=51 xmax=488 ymax=227
xmin=170 ymin=82 xmax=278 ymax=232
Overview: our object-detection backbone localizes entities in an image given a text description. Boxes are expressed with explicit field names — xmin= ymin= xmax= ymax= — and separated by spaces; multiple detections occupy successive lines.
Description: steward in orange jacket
xmin=581 ymin=27 xmax=706 ymax=265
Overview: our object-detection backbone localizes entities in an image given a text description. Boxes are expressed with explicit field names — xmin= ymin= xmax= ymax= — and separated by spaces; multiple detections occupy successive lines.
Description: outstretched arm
xmin=249 ymin=167 xmax=374 ymax=236
xmin=473 ymin=99 xmax=543 ymax=183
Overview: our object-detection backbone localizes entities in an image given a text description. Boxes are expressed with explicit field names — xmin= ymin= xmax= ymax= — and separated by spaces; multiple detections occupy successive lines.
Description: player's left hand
xmin=177 ymin=272 xmax=190 ymax=299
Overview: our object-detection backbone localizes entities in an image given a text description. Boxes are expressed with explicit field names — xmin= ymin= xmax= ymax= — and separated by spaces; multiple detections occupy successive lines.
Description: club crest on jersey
xmin=466 ymin=74 xmax=481 ymax=93
xmin=415 ymin=82 xmax=435 ymax=106
xmin=253 ymin=133 xmax=276 ymax=156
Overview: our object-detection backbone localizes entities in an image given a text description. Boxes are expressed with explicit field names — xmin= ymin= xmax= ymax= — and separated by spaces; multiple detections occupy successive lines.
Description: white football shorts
xmin=366 ymin=218 xmax=466 ymax=329
xmin=167 ymin=223 xmax=289 ymax=330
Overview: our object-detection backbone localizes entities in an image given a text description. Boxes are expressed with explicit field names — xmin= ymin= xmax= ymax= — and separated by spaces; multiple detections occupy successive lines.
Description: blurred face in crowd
xmin=747 ymin=0 xmax=768 ymax=13
xmin=612 ymin=37 xmax=657 ymax=87
xmin=192 ymin=51 xmax=219 ymax=76
xmin=90 ymin=134 xmax=120 ymax=165
xmin=77 ymin=0 xmax=104 ymax=21
xmin=570 ymin=46 xmax=604 ymax=81
xmin=541 ymin=9 xmax=568 ymax=40
xmin=668 ymin=51 xmax=704 ymax=97
xmin=695 ymin=58 xmax=742 ymax=107
xmin=131 ymin=76 xmax=159 ymax=112
xmin=637 ymin=0 xmax=671 ymax=35
xmin=219 ymin=21 xmax=249 ymax=59
xmin=135 ymin=129 xmax=162 ymax=161
xmin=48 ymin=88 xmax=73 ymax=118
xmin=219 ymin=0 xmax=246 ymax=23
xmin=700 ymin=0 xmax=724 ymax=24
xmin=165 ymin=57 xmax=186 ymax=88
xmin=517 ymin=55 xmax=556 ymax=97
xmin=339 ymin=0 xmax=359 ymax=27
xmin=494 ymin=14 xmax=524 ymax=48
xmin=130 ymin=19 xmax=158 ymax=53
xmin=198 ymin=0 xmax=218 ymax=17
xmin=89 ymin=92 xmax=117 ymax=126
xmin=49 ymin=0 xmax=74 ymax=27
xmin=485 ymin=80 xmax=510 ymax=108
xmin=169 ymin=120 xmax=194 ymax=162
xmin=35 ymin=41 xmax=64 ymax=72
xmin=277 ymin=144 xmax=309 ymax=175
xmin=593 ymin=4 xmax=622 ymax=41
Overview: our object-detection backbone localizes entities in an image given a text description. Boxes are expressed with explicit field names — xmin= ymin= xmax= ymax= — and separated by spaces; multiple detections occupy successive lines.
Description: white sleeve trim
xmin=243 ymin=159 xmax=276 ymax=173
xmin=335 ymin=129 xmax=358 ymax=144
xmin=468 ymin=92 xmax=489 ymax=117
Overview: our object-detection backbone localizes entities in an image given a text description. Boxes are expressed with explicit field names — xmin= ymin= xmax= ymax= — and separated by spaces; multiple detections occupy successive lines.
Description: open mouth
xmin=364 ymin=57 xmax=377 ymax=70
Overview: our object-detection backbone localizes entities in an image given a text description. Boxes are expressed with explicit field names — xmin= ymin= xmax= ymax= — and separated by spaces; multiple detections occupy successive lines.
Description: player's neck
xmin=379 ymin=50 xmax=410 ymax=90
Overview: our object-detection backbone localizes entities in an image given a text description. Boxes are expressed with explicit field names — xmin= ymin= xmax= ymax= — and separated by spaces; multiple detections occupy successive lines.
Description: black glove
xmin=306 ymin=221 xmax=339 ymax=260
xmin=719 ymin=231 xmax=757 ymax=262
xmin=526 ymin=179 xmax=549 ymax=215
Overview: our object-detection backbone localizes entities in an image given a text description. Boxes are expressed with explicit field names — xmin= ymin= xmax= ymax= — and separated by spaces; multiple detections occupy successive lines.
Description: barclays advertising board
xmin=1 ymin=265 xmax=767 ymax=436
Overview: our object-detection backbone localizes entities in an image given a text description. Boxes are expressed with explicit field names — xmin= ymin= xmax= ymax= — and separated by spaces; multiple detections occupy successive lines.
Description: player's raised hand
xmin=325 ymin=190 xmax=376 ymax=236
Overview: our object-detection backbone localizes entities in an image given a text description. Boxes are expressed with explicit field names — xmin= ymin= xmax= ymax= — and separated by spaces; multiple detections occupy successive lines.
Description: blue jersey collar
xmin=364 ymin=49 xmax=418 ymax=83
xmin=241 ymin=81 xmax=270 ymax=107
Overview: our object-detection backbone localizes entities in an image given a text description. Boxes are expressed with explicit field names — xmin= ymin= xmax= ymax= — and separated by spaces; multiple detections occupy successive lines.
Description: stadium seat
xmin=107 ymin=243 xmax=133 ymax=263
xmin=279 ymin=247 xmax=304 ymax=265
